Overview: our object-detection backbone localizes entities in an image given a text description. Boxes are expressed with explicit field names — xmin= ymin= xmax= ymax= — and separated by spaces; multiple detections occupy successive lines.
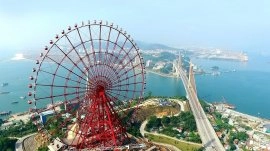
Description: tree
xmin=0 ymin=119 xmax=3 ymax=126
xmin=170 ymin=116 xmax=178 ymax=126
xmin=199 ymin=100 xmax=210 ymax=113
xmin=197 ymin=147 xmax=205 ymax=151
xmin=146 ymin=116 xmax=162 ymax=131
xmin=223 ymin=118 xmax=229 ymax=123
xmin=161 ymin=116 xmax=170 ymax=126
xmin=230 ymin=144 xmax=237 ymax=150
xmin=145 ymin=91 xmax=152 ymax=99
xmin=38 ymin=146 xmax=49 ymax=151
xmin=189 ymin=132 xmax=201 ymax=143
xmin=213 ymin=112 xmax=222 ymax=119
xmin=0 ymin=137 xmax=17 ymax=151
xmin=230 ymin=131 xmax=248 ymax=142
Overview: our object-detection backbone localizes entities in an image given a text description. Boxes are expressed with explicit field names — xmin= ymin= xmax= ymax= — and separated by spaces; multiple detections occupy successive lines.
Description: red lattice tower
xmin=28 ymin=20 xmax=145 ymax=149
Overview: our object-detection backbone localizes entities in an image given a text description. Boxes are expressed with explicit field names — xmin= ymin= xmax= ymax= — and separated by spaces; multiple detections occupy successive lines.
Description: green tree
xmin=199 ymin=100 xmax=210 ymax=113
xmin=0 ymin=119 xmax=3 ymax=126
xmin=188 ymin=132 xmax=201 ymax=143
xmin=146 ymin=116 xmax=162 ymax=131
xmin=0 ymin=137 xmax=17 ymax=151
xmin=223 ymin=118 xmax=229 ymax=123
xmin=161 ymin=116 xmax=170 ymax=126
xmin=213 ymin=112 xmax=222 ymax=119
xmin=38 ymin=146 xmax=49 ymax=151
xmin=145 ymin=91 xmax=152 ymax=100
xmin=197 ymin=147 xmax=205 ymax=151
xmin=170 ymin=116 xmax=178 ymax=126
xmin=230 ymin=144 xmax=237 ymax=150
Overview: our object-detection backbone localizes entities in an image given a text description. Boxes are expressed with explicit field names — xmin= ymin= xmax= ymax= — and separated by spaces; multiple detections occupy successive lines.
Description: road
xmin=178 ymin=67 xmax=225 ymax=151
xmin=140 ymin=120 xmax=201 ymax=151
xmin=15 ymin=133 xmax=36 ymax=151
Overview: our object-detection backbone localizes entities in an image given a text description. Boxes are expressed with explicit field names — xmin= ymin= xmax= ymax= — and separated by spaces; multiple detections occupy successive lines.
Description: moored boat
xmin=11 ymin=101 xmax=19 ymax=104
xmin=0 ymin=91 xmax=10 ymax=94
xmin=1 ymin=83 xmax=8 ymax=87
xmin=0 ymin=111 xmax=12 ymax=116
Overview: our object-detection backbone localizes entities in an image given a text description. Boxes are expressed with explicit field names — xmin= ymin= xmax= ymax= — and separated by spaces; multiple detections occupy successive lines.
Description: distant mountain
xmin=136 ymin=41 xmax=179 ymax=50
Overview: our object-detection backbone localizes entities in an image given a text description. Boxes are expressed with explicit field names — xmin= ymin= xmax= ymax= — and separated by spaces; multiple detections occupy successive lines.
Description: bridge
xmin=175 ymin=56 xmax=225 ymax=151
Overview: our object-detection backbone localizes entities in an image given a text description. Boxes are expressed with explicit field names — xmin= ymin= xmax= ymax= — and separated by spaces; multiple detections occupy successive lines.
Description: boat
xmin=0 ymin=111 xmax=11 ymax=116
xmin=211 ymin=66 xmax=219 ymax=71
xmin=20 ymin=96 xmax=26 ymax=99
xmin=11 ymin=101 xmax=19 ymax=104
xmin=211 ymin=71 xmax=220 ymax=76
xmin=221 ymin=96 xmax=236 ymax=109
xmin=1 ymin=83 xmax=8 ymax=87
xmin=0 ymin=91 xmax=10 ymax=94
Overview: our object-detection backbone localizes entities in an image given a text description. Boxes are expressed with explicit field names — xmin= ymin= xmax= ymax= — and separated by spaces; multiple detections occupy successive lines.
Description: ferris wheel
xmin=28 ymin=20 xmax=145 ymax=149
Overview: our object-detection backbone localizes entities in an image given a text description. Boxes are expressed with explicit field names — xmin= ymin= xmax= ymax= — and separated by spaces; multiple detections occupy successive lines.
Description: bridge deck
xmin=179 ymin=66 xmax=225 ymax=151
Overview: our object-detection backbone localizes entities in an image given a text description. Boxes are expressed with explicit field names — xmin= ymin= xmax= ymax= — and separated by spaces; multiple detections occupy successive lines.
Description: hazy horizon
xmin=0 ymin=0 xmax=270 ymax=54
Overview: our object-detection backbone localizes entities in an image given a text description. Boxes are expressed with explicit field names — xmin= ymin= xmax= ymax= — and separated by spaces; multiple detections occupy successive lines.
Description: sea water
xmin=0 ymin=52 xmax=270 ymax=119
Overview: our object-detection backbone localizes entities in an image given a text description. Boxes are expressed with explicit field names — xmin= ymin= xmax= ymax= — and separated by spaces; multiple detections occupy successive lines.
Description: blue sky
xmin=0 ymin=0 xmax=270 ymax=52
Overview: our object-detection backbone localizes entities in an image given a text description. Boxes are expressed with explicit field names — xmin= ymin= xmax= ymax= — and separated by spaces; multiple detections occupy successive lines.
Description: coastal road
xmin=179 ymin=67 xmax=225 ymax=151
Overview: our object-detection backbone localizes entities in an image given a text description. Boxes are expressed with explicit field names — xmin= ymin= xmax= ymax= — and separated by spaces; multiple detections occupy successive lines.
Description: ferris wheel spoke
xmin=108 ymin=90 xmax=129 ymax=102
xmin=111 ymin=71 xmax=143 ymax=86
xmin=115 ymin=62 xmax=143 ymax=80
xmin=113 ymin=46 xmax=134 ymax=70
xmin=105 ymin=89 xmax=130 ymax=100
xmin=76 ymin=28 xmax=89 ymax=57
xmin=64 ymin=35 xmax=90 ymax=72
xmin=45 ymin=55 xmax=89 ymax=83
xmin=109 ymin=83 xmax=143 ymax=93
xmin=88 ymin=25 xmax=97 ymax=64
xmin=112 ymin=38 xmax=128 ymax=63
xmin=98 ymin=24 xmax=102 ymax=63
xmin=113 ymin=30 xmax=121 ymax=50
xmin=54 ymin=43 xmax=89 ymax=79
xmin=105 ymin=93 xmax=130 ymax=110
xmin=103 ymin=27 xmax=112 ymax=67
xmin=110 ymin=40 xmax=128 ymax=68
xmin=36 ymin=83 xmax=86 ymax=89
xmin=76 ymin=28 xmax=96 ymax=80
xmin=38 ymin=69 xmax=88 ymax=86
xmin=107 ymin=88 xmax=141 ymax=93
xmin=115 ymin=54 xmax=140 ymax=75
xmin=35 ymin=89 xmax=87 ymax=101
xmin=105 ymin=31 xmax=121 ymax=67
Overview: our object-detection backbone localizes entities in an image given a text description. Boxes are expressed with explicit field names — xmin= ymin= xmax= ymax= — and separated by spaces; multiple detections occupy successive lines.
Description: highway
xmin=178 ymin=66 xmax=225 ymax=151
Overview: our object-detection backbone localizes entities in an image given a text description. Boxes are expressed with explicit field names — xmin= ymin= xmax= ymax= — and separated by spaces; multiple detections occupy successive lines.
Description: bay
xmin=0 ymin=53 xmax=270 ymax=119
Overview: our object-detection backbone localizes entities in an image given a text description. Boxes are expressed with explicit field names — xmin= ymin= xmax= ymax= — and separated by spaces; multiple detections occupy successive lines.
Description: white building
xmin=48 ymin=137 xmax=66 ymax=151
xmin=263 ymin=124 xmax=270 ymax=133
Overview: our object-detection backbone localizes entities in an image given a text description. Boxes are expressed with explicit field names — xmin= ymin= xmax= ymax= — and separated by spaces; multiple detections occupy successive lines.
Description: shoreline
xmin=145 ymin=69 xmax=179 ymax=78
xmin=147 ymin=70 xmax=270 ymax=122
xmin=225 ymin=108 xmax=270 ymax=123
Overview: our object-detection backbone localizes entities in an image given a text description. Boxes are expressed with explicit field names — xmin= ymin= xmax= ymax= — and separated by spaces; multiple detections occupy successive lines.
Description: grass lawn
xmin=146 ymin=133 xmax=202 ymax=151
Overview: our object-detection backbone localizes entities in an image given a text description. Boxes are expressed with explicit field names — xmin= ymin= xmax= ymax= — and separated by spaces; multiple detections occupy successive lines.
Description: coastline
xmin=225 ymin=108 xmax=270 ymax=123
xmin=145 ymin=69 xmax=178 ymax=78
xmin=146 ymin=70 xmax=270 ymax=122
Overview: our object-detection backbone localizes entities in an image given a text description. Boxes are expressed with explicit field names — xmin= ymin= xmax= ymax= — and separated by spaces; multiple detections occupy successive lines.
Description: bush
xmin=0 ymin=137 xmax=17 ymax=151
xmin=0 ymin=121 xmax=37 ymax=138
